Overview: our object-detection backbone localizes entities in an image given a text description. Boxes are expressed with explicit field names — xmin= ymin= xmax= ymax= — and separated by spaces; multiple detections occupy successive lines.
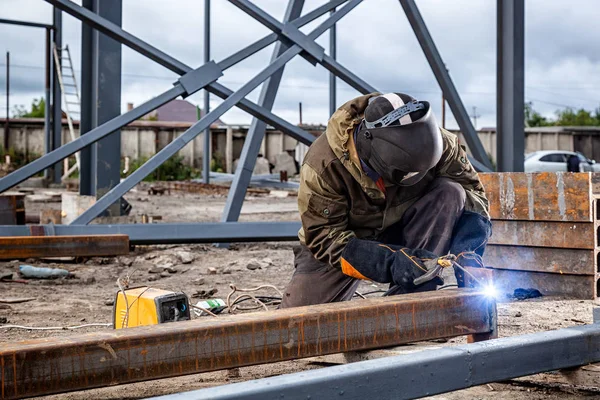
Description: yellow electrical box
xmin=113 ymin=286 xmax=190 ymax=329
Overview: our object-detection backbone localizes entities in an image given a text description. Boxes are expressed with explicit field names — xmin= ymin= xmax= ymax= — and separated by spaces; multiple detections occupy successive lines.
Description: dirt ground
xmin=1 ymin=184 xmax=598 ymax=399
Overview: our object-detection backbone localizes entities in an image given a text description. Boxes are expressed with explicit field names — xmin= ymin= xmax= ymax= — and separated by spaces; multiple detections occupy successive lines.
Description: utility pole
xmin=441 ymin=93 xmax=446 ymax=129
xmin=298 ymin=102 xmax=303 ymax=125
xmin=471 ymin=106 xmax=481 ymax=130
xmin=203 ymin=0 xmax=211 ymax=184
xmin=4 ymin=51 xmax=9 ymax=151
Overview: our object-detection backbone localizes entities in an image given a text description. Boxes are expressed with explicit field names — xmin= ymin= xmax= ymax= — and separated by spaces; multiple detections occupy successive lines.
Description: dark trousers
xmin=280 ymin=177 xmax=466 ymax=308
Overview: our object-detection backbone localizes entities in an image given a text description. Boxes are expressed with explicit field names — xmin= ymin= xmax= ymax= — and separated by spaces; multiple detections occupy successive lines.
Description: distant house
xmin=136 ymin=99 xmax=225 ymax=126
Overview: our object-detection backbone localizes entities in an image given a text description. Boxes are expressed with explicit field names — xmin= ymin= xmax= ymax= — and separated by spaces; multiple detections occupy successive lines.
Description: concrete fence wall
xmin=5 ymin=118 xmax=598 ymax=170
xmin=0 ymin=118 xmax=303 ymax=172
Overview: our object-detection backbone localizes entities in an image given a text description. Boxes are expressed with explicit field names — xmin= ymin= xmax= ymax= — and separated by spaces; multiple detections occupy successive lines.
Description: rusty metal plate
xmin=489 ymin=220 xmax=594 ymax=249
xmin=491 ymin=268 xmax=595 ymax=299
xmin=0 ymin=290 xmax=495 ymax=399
xmin=0 ymin=234 xmax=130 ymax=259
xmin=0 ymin=195 xmax=25 ymax=225
xmin=480 ymin=172 xmax=592 ymax=222
xmin=484 ymin=245 xmax=594 ymax=275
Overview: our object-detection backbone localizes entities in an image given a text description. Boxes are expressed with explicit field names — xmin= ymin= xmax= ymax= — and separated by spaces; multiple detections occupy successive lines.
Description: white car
xmin=524 ymin=150 xmax=600 ymax=172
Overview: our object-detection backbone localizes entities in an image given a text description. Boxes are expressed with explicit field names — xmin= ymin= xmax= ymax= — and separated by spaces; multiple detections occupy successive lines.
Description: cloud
xmin=0 ymin=0 xmax=599 ymax=132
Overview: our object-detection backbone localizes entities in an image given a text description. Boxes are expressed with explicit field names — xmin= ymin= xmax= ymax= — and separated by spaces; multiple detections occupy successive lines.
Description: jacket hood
xmin=326 ymin=93 xmax=383 ymax=197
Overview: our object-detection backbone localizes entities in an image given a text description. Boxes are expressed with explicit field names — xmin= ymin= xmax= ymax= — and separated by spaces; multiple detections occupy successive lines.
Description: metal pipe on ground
xmin=0 ymin=290 xmax=496 ymax=399
xmin=152 ymin=323 xmax=600 ymax=400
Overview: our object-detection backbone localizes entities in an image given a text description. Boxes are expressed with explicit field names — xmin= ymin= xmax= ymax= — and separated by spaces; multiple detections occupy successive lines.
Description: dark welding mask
xmin=355 ymin=93 xmax=443 ymax=186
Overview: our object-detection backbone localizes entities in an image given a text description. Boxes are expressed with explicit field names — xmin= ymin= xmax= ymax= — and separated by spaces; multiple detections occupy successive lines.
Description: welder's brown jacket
xmin=298 ymin=93 xmax=490 ymax=269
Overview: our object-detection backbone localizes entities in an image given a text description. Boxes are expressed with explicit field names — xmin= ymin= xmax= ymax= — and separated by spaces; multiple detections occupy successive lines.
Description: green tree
xmin=13 ymin=98 xmax=45 ymax=118
xmin=554 ymin=107 xmax=600 ymax=126
xmin=524 ymin=102 xmax=551 ymax=127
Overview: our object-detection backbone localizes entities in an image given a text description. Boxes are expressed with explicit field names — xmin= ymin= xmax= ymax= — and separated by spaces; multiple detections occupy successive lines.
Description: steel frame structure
xmin=151 ymin=323 xmax=600 ymax=400
xmin=0 ymin=0 xmax=524 ymax=242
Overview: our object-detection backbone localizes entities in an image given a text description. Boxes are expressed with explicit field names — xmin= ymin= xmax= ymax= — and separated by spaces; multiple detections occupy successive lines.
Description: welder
xmin=280 ymin=93 xmax=491 ymax=308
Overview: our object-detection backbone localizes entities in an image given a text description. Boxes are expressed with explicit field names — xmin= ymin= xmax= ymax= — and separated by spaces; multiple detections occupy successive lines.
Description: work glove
xmin=448 ymin=211 xmax=492 ymax=287
xmin=340 ymin=238 xmax=453 ymax=293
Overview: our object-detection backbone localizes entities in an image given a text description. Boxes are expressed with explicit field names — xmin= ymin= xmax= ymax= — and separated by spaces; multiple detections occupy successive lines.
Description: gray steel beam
xmin=399 ymin=0 xmax=493 ymax=171
xmin=0 ymin=85 xmax=185 ymax=193
xmin=43 ymin=0 xmax=320 ymax=143
xmin=229 ymin=0 xmax=375 ymax=94
xmin=43 ymin=0 xmax=318 ymax=141
xmin=329 ymin=9 xmax=337 ymax=116
xmin=497 ymin=0 xmax=525 ymax=172
xmin=219 ymin=0 xmax=305 ymax=231
xmin=44 ymin=28 xmax=52 ymax=180
xmin=92 ymin=0 xmax=123 ymax=216
xmin=0 ymin=18 xmax=53 ymax=29
xmin=51 ymin=7 xmax=62 ymax=183
xmin=150 ymin=323 xmax=600 ymax=400
xmin=202 ymin=0 xmax=211 ymax=184
xmin=71 ymin=3 xmax=357 ymax=225
xmin=79 ymin=0 xmax=94 ymax=195
xmin=218 ymin=0 xmax=348 ymax=70
xmin=0 ymin=222 xmax=301 ymax=244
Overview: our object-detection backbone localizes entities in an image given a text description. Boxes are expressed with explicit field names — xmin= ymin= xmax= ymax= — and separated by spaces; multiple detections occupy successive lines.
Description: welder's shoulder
xmin=299 ymin=134 xmax=347 ymax=200
xmin=440 ymin=128 xmax=460 ymax=148
xmin=302 ymin=134 xmax=340 ymax=174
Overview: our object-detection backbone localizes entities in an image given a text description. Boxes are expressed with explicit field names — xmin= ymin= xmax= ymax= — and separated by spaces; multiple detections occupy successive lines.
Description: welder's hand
xmin=413 ymin=257 xmax=454 ymax=286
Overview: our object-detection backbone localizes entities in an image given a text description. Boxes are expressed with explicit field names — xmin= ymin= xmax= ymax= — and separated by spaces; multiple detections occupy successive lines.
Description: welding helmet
xmin=355 ymin=93 xmax=442 ymax=186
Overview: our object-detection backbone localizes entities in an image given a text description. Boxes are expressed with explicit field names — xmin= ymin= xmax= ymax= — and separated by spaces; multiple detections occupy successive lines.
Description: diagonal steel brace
xmin=71 ymin=1 xmax=363 ymax=225
xmin=229 ymin=0 xmax=376 ymax=94
xmin=0 ymin=0 xmax=344 ymax=194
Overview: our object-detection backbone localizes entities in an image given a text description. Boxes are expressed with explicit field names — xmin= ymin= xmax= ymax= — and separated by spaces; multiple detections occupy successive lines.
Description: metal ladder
xmin=52 ymin=44 xmax=80 ymax=180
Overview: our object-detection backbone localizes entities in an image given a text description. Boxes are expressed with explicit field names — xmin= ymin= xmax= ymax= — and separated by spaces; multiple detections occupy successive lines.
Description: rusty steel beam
xmin=0 ymin=290 xmax=496 ymax=399
xmin=479 ymin=172 xmax=592 ymax=222
xmin=0 ymin=234 xmax=129 ymax=259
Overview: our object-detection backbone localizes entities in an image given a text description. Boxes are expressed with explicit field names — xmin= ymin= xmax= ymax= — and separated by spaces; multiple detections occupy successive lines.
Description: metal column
xmin=4 ymin=51 xmax=9 ymax=152
xmin=93 ymin=0 xmax=123 ymax=215
xmin=51 ymin=8 xmax=62 ymax=183
xmin=329 ymin=8 xmax=336 ymax=116
xmin=203 ymin=0 xmax=211 ymax=184
xmin=399 ymin=0 xmax=493 ymax=171
xmin=497 ymin=0 xmax=525 ymax=172
xmin=219 ymin=0 xmax=305 ymax=228
xmin=79 ymin=0 xmax=94 ymax=195
xmin=44 ymin=28 xmax=52 ymax=179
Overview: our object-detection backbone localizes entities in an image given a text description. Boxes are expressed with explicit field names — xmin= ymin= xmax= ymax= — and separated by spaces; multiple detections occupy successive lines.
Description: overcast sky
xmin=1 ymin=0 xmax=600 ymax=130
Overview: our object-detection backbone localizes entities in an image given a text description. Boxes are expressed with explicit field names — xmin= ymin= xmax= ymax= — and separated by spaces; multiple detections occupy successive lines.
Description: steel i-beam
xmin=0 ymin=290 xmax=495 ymax=399
xmin=51 ymin=7 xmax=63 ymax=182
xmin=0 ymin=234 xmax=129 ymax=259
xmin=497 ymin=0 xmax=525 ymax=172
xmin=0 ymin=221 xmax=302 ymax=244
xmin=157 ymin=323 xmax=600 ymax=400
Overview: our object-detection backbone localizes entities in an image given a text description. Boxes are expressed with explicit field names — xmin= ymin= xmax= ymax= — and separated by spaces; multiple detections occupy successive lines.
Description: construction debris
xmin=19 ymin=265 xmax=70 ymax=279
xmin=0 ymin=297 xmax=36 ymax=304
